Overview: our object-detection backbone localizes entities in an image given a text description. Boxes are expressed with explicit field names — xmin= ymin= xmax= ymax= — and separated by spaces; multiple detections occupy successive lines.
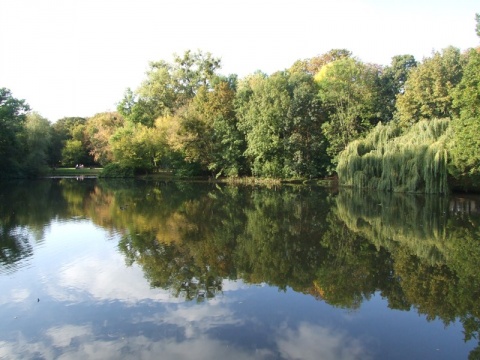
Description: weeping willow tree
xmin=337 ymin=119 xmax=451 ymax=193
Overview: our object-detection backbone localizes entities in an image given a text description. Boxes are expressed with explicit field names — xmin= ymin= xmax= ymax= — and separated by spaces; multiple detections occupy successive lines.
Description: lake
xmin=0 ymin=178 xmax=479 ymax=359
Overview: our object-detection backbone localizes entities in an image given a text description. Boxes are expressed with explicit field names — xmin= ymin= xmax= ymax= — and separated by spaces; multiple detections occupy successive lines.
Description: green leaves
xmin=0 ymin=88 xmax=30 ymax=176
xmin=337 ymin=120 xmax=451 ymax=193
xmin=119 ymin=50 xmax=223 ymax=127
xmin=447 ymin=49 xmax=480 ymax=189
xmin=61 ymin=139 xmax=84 ymax=167
xmin=23 ymin=112 xmax=52 ymax=176
xmin=235 ymin=70 xmax=330 ymax=178
xmin=395 ymin=47 xmax=464 ymax=126
xmin=315 ymin=58 xmax=381 ymax=163
xmin=169 ymin=81 xmax=244 ymax=177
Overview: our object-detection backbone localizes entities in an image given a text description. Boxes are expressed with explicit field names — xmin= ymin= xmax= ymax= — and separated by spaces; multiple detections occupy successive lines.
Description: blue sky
xmin=0 ymin=0 xmax=478 ymax=122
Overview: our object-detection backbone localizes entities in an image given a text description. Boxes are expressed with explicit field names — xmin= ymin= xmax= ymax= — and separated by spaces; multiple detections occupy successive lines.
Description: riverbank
xmin=47 ymin=167 xmax=103 ymax=177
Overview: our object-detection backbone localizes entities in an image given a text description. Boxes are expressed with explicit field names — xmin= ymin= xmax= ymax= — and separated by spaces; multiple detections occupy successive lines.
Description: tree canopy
xmin=0 ymin=88 xmax=30 ymax=177
xmin=315 ymin=57 xmax=382 ymax=163
xmin=1 ymin=19 xmax=480 ymax=192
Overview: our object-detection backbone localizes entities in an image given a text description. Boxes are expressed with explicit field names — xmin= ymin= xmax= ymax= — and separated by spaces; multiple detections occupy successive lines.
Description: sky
xmin=0 ymin=0 xmax=478 ymax=122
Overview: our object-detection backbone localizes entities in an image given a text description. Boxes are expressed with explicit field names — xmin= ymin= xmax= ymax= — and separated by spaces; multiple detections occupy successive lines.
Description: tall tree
xmin=449 ymin=48 xmax=480 ymax=187
xmin=169 ymin=81 xmax=244 ymax=177
xmin=172 ymin=50 xmax=221 ymax=100
xmin=315 ymin=57 xmax=381 ymax=162
xmin=61 ymin=140 xmax=85 ymax=167
xmin=395 ymin=47 xmax=464 ymax=126
xmin=0 ymin=88 xmax=30 ymax=177
xmin=110 ymin=122 xmax=167 ymax=173
xmin=22 ymin=112 xmax=52 ymax=176
xmin=377 ymin=55 xmax=417 ymax=122
xmin=49 ymin=117 xmax=84 ymax=167
xmin=236 ymin=69 xmax=331 ymax=178
xmin=118 ymin=50 xmax=222 ymax=127
xmin=236 ymin=72 xmax=291 ymax=177
xmin=84 ymin=112 xmax=124 ymax=166
xmin=284 ymin=70 xmax=330 ymax=177
xmin=290 ymin=49 xmax=352 ymax=75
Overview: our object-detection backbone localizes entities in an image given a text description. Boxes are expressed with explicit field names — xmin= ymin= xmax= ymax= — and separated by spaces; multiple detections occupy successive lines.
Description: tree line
xmin=1 ymin=16 xmax=479 ymax=191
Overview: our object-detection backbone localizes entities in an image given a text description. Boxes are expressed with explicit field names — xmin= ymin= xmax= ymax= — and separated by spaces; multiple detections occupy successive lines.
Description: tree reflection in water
xmin=1 ymin=179 xmax=479 ymax=356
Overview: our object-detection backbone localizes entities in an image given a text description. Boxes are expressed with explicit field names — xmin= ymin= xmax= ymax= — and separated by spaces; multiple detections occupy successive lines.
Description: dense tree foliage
xmin=109 ymin=122 xmax=167 ymax=173
xmin=285 ymin=70 xmax=330 ymax=176
xmin=290 ymin=48 xmax=352 ymax=75
xmin=168 ymin=82 xmax=244 ymax=176
xmin=117 ymin=50 xmax=222 ymax=126
xmin=236 ymin=72 xmax=291 ymax=177
xmin=336 ymin=36 xmax=479 ymax=192
xmin=22 ymin=112 xmax=52 ymax=176
xmin=315 ymin=57 xmax=382 ymax=163
xmin=236 ymin=70 xmax=329 ymax=177
xmin=49 ymin=117 xmax=86 ymax=165
xmin=377 ymin=55 xmax=417 ymax=122
xmin=1 ymin=22 xmax=480 ymax=191
xmin=49 ymin=116 xmax=95 ymax=167
xmin=449 ymin=48 xmax=480 ymax=189
xmin=0 ymin=88 xmax=30 ymax=177
xmin=337 ymin=119 xmax=450 ymax=193
xmin=83 ymin=112 xmax=124 ymax=166
xmin=395 ymin=47 xmax=464 ymax=126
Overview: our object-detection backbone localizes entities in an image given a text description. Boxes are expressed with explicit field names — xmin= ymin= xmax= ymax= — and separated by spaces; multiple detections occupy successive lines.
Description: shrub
xmin=99 ymin=163 xmax=135 ymax=178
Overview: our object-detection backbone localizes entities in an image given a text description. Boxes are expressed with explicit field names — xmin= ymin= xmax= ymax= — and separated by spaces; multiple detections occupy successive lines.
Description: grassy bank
xmin=46 ymin=168 xmax=338 ymax=188
xmin=47 ymin=167 xmax=103 ymax=177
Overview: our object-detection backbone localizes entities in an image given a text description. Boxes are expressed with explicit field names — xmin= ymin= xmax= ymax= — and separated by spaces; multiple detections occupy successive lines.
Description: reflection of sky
xmin=0 ymin=219 xmax=475 ymax=359
xmin=0 ymin=322 xmax=373 ymax=360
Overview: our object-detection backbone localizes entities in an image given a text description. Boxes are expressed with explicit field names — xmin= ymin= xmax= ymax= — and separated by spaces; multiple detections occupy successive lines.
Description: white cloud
xmin=46 ymin=324 xmax=92 ymax=347
xmin=0 ymin=327 xmax=267 ymax=360
xmin=276 ymin=322 xmax=372 ymax=360
xmin=0 ymin=320 xmax=374 ymax=360
xmin=220 ymin=279 xmax=251 ymax=292
xmin=48 ymin=253 xmax=182 ymax=304
xmin=9 ymin=288 xmax=30 ymax=303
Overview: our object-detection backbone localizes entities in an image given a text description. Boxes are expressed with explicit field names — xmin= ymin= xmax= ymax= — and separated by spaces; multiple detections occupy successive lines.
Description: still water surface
xmin=0 ymin=179 xmax=479 ymax=359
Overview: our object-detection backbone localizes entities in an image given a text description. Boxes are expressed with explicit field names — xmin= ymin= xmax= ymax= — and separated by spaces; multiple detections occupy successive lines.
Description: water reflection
xmin=0 ymin=179 xmax=479 ymax=359
xmin=1 ymin=320 xmax=373 ymax=360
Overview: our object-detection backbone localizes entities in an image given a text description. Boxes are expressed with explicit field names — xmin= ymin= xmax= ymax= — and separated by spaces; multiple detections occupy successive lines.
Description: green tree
xmin=290 ymin=49 xmax=352 ymax=75
xmin=118 ymin=50 xmax=222 ymax=127
xmin=337 ymin=119 xmax=450 ymax=193
xmin=206 ymin=81 xmax=245 ymax=177
xmin=377 ymin=55 xmax=417 ymax=122
xmin=236 ymin=69 xmax=330 ymax=178
xmin=315 ymin=57 xmax=381 ymax=162
xmin=84 ymin=112 xmax=124 ymax=166
xmin=236 ymin=71 xmax=290 ymax=177
xmin=61 ymin=139 xmax=85 ymax=166
xmin=110 ymin=122 xmax=168 ymax=173
xmin=395 ymin=47 xmax=464 ymax=126
xmin=22 ymin=112 xmax=52 ymax=176
xmin=284 ymin=70 xmax=330 ymax=177
xmin=169 ymin=82 xmax=244 ymax=177
xmin=172 ymin=50 xmax=221 ymax=101
xmin=48 ymin=117 xmax=86 ymax=167
xmin=449 ymin=48 xmax=480 ymax=188
xmin=0 ymin=88 xmax=30 ymax=177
